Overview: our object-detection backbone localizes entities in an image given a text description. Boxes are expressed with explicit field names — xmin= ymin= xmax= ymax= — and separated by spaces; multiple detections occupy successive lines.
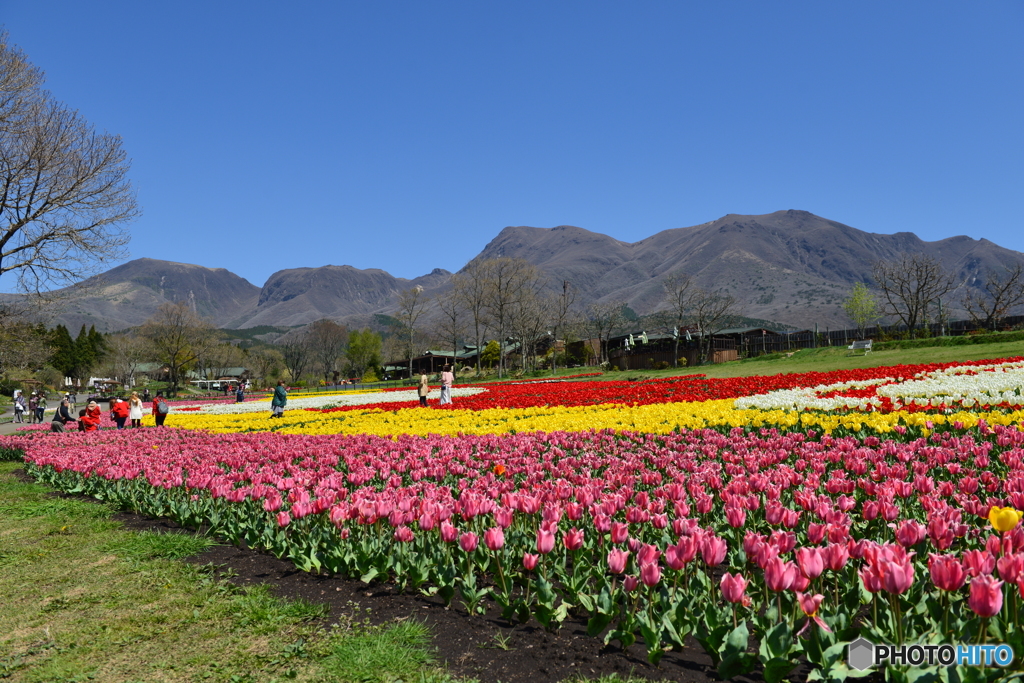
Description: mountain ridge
xmin=42 ymin=210 xmax=1024 ymax=332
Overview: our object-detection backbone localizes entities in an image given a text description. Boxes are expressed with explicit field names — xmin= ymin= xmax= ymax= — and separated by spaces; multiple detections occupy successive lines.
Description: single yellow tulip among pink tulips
xmin=988 ymin=506 xmax=1023 ymax=532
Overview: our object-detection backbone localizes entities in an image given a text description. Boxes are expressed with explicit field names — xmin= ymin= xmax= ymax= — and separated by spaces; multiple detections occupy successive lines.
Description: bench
xmin=847 ymin=339 xmax=872 ymax=356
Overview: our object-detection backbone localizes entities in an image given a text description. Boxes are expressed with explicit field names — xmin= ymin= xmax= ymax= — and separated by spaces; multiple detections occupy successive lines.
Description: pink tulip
xmin=664 ymin=544 xmax=686 ymax=571
xmin=459 ymin=531 xmax=478 ymax=552
xmin=859 ymin=566 xmax=883 ymax=593
xmin=795 ymin=547 xmax=824 ymax=579
xmin=997 ymin=553 xmax=1024 ymax=584
xmin=764 ymin=558 xmax=797 ymax=592
xmin=607 ymin=548 xmax=629 ymax=574
xmin=623 ymin=575 xmax=640 ymax=592
xmin=807 ymin=523 xmax=827 ymax=545
xmin=963 ymin=550 xmax=996 ymax=577
xmin=393 ymin=525 xmax=414 ymax=543
xmin=522 ymin=552 xmax=539 ymax=571
xmin=795 ymin=591 xmax=832 ymax=635
xmin=894 ymin=520 xmax=926 ymax=547
xmin=701 ymin=535 xmax=728 ymax=567
xmin=440 ymin=520 xmax=458 ymax=543
xmin=277 ymin=511 xmax=291 ymax=527
xmin=791 ymin=572 xmax=811 ymax=592
xmin=495 ymin=507 xmax=514 ymax=529
xmin=720 ymin=572 xmax=748 ymax=603
xmin=879 ymin=558 xmax=914 ymax=595
xmin=928 ymin=553 xmax=967 ymax=592
xmin=610 ymin=522 xmax=629 ymax=544
xmin=725 ymin=507 xmax=746 ymax=528
xmin=484 ymin=527 xmax=505 ymax=551
xmin=640 ymin=561 xmax=661 ymax=587
xmin=536 ymin=527 xmax=555 ymax=554
xmin=822 ymin=543 xmax=849 ymax=571
xmin=563 ymin=527 xmax=584 ymax=551
xmin=637 ymin=543 xmax=661 ymax=567
xmin=968 ymin=575 xmax=1004 ymax=618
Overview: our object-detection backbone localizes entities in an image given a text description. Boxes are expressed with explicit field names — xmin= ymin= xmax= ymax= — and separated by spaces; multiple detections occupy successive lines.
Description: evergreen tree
xmin=49 ymin=325 xmax=76 ymax=378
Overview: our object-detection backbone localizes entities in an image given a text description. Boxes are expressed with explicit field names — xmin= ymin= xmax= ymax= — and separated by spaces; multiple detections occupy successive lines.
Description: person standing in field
xmin=27 ymin=392 xmax=38 ymax=423
xmin=271 ymin=380 xmax=287 ymax=418
xmin=13 ymin=390 xmax=25 ymax=423
xmin=128 ymin=391 xmax=144 ymax=428
xmin=439 ymin=365 xmax=454 ymax=406
xmin=36 ymin=393 xmax=47 ymax=423
xmin=152 ymin=392 xmax=169 ymax=426
xmin=110 ymin=397 xmax=130 ymax=429
xmin=417 ymin=372 xmax=430 ymax=407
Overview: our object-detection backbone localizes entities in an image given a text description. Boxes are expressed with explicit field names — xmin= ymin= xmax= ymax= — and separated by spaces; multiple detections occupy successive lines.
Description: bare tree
xmin=689 ymin=289 xmax=741 ymax=363
xmin=662 ymin=273 xmax=697 ymax=367
xmin=279 ymin=330 xmax=311 ymax=384
xmin=195 ymin=338 xmax=242 ymax=380
xmin=872 ymin=254 xmax=954 ymax=337
xmin=508 ymin=288 xmax=550 ymax=373
xmin=138 ymin=302 xmax=217 ymax=393
xmin=306 ymin=319 xmax=349 ymax=382
xmin=0 ymin=31 xmax=137 ymax=294
xmin=105 ymin=333 xmax=148 ymax=388
xmin=587 ymin=301 xmax=627 ymax=364
xmin=452 ymin=262 xmax=491 ymax=375
xmin=245 ymin=346 xmax=284 ymax=388
xmin=549 ymin=281 xmax=577 ymax=374
xmin=0 ymin=319 xmax=49 ymax=379
xmin=963 ymin=264 xmax=1024 ymax=331
xmin=434 ymin=287 xmax=466 ymax=372
xmin=396 ymin=287 xmax=429 ymax=378
xmin=482 ymin=258 xmax=541 ymax=377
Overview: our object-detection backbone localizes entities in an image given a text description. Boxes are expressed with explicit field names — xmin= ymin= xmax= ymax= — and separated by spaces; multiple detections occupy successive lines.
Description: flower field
xmin=5 ymin=357 xmax=1024 ymax=679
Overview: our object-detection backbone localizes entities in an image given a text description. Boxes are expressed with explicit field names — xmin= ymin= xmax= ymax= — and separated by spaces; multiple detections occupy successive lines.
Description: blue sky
xmin=3 ymin=2 xmax=1022 ymax=289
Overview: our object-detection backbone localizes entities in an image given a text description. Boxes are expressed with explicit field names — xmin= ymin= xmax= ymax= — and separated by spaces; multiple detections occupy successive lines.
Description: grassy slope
xmin=0 ymin=462 xmax=457 ymax=683
xmin=586 ymin=338 xmax=1024 ymax=381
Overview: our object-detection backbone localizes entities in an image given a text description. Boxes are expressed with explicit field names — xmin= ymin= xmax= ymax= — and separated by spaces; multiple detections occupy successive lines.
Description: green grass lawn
xmin=558 ymin=337 xmax=1024 ymax=382
xmin=0 ymin=462 xmax=461 ymax=683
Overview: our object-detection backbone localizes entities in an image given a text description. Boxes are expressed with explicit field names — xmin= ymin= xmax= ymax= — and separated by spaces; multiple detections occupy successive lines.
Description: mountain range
xmin=47 ymin=210 xmax=1024 ymax=333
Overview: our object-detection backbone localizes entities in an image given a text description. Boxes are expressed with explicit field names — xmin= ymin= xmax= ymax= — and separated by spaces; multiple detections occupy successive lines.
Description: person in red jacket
xmin=109 ymin=398 xmax=130 ymax=429
xmin=80 ymin=401 xmax=102 ymax=432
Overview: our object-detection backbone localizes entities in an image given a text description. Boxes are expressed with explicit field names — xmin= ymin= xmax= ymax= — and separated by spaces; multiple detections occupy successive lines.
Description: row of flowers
xmin=6 ymin=421 xmax=1024 ymax=676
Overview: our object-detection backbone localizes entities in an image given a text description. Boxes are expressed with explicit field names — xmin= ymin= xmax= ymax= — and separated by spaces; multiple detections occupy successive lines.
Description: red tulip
xmin=720 ymin=572 xmax=748 ymax=603
xmin=968 ymin=575 xmax=1004 ymax=618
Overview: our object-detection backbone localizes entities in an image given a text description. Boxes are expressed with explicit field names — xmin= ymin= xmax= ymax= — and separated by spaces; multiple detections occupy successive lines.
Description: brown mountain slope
xmin=52 ymin=258 xmax=261 ymax=332
xmin=44 ymin=211 xmax=1024 ymax=332
xmin=470 ymin=210 xmax=1024 ymax=328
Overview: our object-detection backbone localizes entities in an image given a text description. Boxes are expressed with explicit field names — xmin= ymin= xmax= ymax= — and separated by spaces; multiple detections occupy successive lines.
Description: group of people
xmin=11 ymin=389 xmax=46 ymax=424
xmin=48 ymin=391 xmax=170 ymax=433
xmin=417 ymin=365 xmax=455 ymax=407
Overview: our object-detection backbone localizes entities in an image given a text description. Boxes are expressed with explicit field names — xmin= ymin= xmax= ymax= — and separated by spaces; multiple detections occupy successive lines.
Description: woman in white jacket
xmin=128 ymin=391 xmax=144 ymax=428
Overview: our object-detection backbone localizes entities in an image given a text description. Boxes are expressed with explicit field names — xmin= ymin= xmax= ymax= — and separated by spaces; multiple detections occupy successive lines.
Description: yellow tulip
xmin=989 ymin=507 xmax=1023 ymax=533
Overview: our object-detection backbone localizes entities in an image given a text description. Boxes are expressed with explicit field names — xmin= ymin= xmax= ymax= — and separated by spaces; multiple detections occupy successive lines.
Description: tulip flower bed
xmin=6 ymin=413 xmax=1024 ymax=679
xmin=7 ymin=356 xmax=1024 ymax=679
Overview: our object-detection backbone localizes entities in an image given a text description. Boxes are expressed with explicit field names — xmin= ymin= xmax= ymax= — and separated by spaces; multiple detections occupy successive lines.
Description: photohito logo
xmin=847 ymin=638 xmax=1014 ymax=669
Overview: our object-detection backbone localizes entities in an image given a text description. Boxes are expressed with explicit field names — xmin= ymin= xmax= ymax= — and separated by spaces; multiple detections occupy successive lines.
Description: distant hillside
xmin=51 ymin=258 xmax=261 ymax=332
xmin=469 ymin=210 xmax=1024 ymax=327
xmin=42 ymin=211 xmax=1024 ymax=332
